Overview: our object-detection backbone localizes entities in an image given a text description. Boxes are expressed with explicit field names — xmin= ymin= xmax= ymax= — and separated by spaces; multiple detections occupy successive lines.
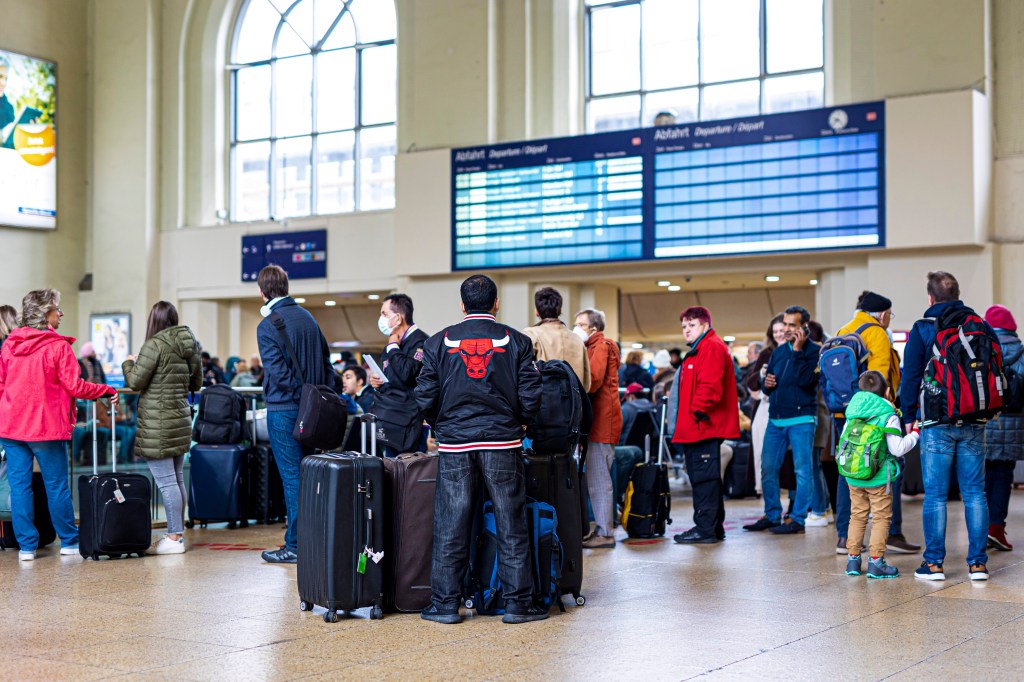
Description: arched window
xmin=230 ymin=0 xmax=396 ymax=221
xmin=585 ymin=0 xmax=824 ymax=132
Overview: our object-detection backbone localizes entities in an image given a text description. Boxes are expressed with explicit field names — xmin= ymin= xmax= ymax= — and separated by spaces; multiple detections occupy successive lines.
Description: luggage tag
xmin=113 ymin=482 xmax=126 ymax=504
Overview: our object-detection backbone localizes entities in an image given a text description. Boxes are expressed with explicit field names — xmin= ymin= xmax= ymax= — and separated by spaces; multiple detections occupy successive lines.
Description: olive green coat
xmin=122 ymin=326 xmax=203 ymax=460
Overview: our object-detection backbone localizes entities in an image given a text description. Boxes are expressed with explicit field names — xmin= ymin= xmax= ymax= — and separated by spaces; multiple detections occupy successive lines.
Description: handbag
xmin=269 ymin=314 xmax=347 ymax=450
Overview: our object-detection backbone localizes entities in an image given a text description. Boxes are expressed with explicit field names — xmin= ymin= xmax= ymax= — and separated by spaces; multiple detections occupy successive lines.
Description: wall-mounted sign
xmin=242 ymin=229 xmax=327 ymax=282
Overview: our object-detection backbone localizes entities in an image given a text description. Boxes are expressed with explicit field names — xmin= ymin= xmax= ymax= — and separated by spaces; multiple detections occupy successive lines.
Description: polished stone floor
xmin=4 ymin=484 xmax=1024 ymax=681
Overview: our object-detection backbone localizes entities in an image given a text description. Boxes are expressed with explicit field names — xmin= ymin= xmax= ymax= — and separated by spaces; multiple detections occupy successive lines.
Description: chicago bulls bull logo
xmin=444 ymin=333 xmax=510 ymax=379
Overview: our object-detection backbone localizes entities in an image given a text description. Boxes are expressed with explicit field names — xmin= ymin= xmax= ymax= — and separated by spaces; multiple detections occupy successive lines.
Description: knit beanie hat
xmin=985 ymin=304 xmax=1017 ymax=332
xmin=653 ymin=349 xmax=672 ymax=369
xmin=857 ymin=291 xmax=892 ymax=313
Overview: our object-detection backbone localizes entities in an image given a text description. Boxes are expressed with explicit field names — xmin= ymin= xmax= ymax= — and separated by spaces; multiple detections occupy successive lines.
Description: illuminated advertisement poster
xmin=0 ymin=48 xmax=56 ymax=230
xmin=90 ymin=314 xmax=131 ymax=389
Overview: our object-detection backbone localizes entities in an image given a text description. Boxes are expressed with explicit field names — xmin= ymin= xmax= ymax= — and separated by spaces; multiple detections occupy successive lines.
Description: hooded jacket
xmin=0 ymin=327 xmax=116 ymax=442
xmin=898 ymin=299 xmax=965 ymax=424
xmin=415 ymin=313 xmax=541 ymax=452
xmin=985 ymin=329 xmax=1024 ymax=461
xmin=122 ymin=325 xmax=203 ymax=460
xmin=840 ymin=390 xmax=918 ymax=488
xmin=836 ymin=310 xmax=902 ymax=404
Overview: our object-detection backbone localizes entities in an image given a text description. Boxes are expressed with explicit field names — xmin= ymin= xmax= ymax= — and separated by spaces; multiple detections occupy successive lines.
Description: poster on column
xmin=90 ymin=314 xmax=131 ymax=389
xmin=0 ymin=48 xmax=56 ymax=230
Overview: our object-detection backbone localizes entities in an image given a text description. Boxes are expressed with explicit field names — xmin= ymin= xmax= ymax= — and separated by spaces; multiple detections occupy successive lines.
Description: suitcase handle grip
xmin=360 ymin=413 xmax=378 ymax=457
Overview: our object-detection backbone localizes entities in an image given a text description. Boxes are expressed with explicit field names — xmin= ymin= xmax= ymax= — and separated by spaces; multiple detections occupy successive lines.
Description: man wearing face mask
xmin=369 ymin=293 xmax=429 ymax=456
xmin=666 ymin=307 xmax=740 ymax=544
xmin=574 ymin=308 xmax=621 ymax=549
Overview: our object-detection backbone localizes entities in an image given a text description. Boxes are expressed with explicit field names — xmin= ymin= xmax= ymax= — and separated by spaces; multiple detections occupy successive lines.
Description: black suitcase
xmin=724 ymin=440 xmax=757 ymax=499
xmin=78 ymin=402 xmax=152 ymax=560
xmin=297 ymin=414 xmax=386 ymax=622
xmin=187 ymin=443 xmax=249 ymax=528
xmin=901 ymin=442 xmax=924 ymax=495
xmin=248 ymin=445 xmax=285 ymax=524
xmin=0 ymin=471 xmax=57 ymax=550
xmin=621 ymin=427 xmax=672 ymax=539
xmin=524 ymin=451 xmax=586 ymax=607
xmin=382 ymin=451 xmax=438 ymax=613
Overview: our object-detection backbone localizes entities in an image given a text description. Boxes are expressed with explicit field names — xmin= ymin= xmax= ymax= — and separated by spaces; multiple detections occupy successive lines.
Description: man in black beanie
xmin=831 ymin=290 xmax=921 ymax=555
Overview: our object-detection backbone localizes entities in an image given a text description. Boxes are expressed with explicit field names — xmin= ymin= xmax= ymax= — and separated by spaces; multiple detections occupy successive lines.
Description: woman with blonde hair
xmin=0 ymin=289 xmax=118 ymax=560
xmin=0 ymin=305 xmax=16 ymax=350
xmin=122 ymin=301 xmax=202 ymax=554
xmin=618 ymin=349 xmax=654 ymax=390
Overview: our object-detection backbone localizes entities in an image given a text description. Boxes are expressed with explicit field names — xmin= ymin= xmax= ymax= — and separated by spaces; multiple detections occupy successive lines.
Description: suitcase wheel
xmin=299 ymin=600 xmax=313 ymax=612
xmin=370 ymin=605 xmax=383 ymax=620
xmin=185 ymin=520 xmax=195 ymax=529
xmin=323 ymin=610 xmax=340 ymax=623
xmin=575 ymin=595 xmax=586 ymax=606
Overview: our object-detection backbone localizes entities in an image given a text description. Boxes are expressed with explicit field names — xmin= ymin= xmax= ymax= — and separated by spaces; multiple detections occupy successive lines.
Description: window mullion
xmin=311 ymin=51 xmax=319 ymax=215
xmin=759 ymin=0 xmax=767 ymax=114
xmin=269 ymin=57 xmax=277 ymax=220
xmin=354 ymin=45 xmax=363 ymax=211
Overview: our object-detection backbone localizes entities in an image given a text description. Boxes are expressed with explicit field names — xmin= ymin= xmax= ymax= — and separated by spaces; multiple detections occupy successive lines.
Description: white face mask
xmin=378 ymin=315 xmax=395 ymax=337
xmin=572 ymin=325 xmax=589 ymax=342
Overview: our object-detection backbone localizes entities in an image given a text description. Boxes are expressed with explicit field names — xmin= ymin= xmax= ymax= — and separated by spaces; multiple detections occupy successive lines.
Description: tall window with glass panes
xmin=586 ymin=0 xmax=824 ymax=132
xmin=230 ymin=0 xmax=396 ymax=221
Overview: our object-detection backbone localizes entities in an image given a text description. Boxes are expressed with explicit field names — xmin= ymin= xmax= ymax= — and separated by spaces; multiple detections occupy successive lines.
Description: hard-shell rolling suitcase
xmin=78 ymin=401 xmax=152 ymax=560
xmin=382 ymin=451 xmax=438 ymax=613
xmin=187 ymin=443 xmax=249 ymax=528
xmin=248 ymin=445 xmax=285 ymax=524
xmin=297 ymin=414 xmax=386 ymax=622
xmin=524 ymin=451 xmax=586 ymax=608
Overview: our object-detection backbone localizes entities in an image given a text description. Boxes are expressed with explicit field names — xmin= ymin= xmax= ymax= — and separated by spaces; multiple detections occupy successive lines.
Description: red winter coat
xmin=0 ymin=327 xmax=116 ymax=442
xmin=585 ymin=332 xmax=622 ymax=445
xmin=671 ymin=329 xmax=740 ymax=444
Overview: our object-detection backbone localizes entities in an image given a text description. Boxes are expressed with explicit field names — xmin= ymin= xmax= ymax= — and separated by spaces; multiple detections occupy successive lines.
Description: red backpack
xmin=920 ymin=306 xmax=1005 ymax=425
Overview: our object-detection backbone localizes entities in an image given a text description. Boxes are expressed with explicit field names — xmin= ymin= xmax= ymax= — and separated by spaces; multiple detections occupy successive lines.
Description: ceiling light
xmin=723 ymin=335 xmax=736 ymax=343
xmin=324 ymin=300 xmax=337 ymax=307
xmin=367 ymin=294 xmax=380 ymax=300
xmin=293 ymin=297 xmax=306 ymax=304
xmin=631 ymin=343 xmax=644 ymax=349
xmin=809 ymin=279 xmax=818 ymax=286
xmin=764 ymin=275 xmax=780 ymax=283
xmin=667 ymin=285 xmax=681 ymax=292
xmin=657 ymin=281 xmax=671 ymax=287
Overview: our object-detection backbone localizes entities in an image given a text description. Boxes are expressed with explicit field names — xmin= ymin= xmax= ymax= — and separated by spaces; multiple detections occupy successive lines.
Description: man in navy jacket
xmin=744 ymin=305 xmax=821 ymax=535
xmin=255 ymin=265 xmax=353 ymax=564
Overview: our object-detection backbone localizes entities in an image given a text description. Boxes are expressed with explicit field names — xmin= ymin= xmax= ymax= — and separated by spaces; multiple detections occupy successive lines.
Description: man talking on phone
xmin=743 ymin=305 xmax=822 ymax=535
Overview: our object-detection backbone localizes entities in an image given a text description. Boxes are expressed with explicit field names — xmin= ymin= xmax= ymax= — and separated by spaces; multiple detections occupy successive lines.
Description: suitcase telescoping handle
xmin=658 ymin=396 xmax=668 ymax=466
xmin=360 ymin=413 xmax=378 ymax=458
xmin=91 ymin=397 xmax=118 ymax=476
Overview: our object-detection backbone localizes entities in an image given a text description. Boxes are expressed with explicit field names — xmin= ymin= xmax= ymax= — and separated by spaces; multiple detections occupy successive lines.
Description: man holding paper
xmin=369 ymin=293 xmax=428 ymax=456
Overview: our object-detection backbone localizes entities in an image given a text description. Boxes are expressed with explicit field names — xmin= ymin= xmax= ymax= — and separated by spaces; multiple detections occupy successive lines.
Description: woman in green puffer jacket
xmin=123 ymin=301 xmax=202 ymax=555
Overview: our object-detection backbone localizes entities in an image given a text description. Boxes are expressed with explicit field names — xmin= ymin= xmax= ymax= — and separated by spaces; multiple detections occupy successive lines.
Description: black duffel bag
xmin=270 ymin=316 xmax=348 ymax=451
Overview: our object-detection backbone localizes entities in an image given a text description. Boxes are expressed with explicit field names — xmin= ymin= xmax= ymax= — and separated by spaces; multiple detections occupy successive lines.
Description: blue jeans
xmin=266 ymin=409 xmax=311 ymax=551
xmin=0 ymin=439 xmax=78 ymax=551
xmin=71 ymin=422 xmax=111 ymax=464
xmin=761 ymin=421 xmax=816 ymax=525
xmin=811 ymin=448 xmax=829 ymax=515
xmin=431 ymin=449 xmax=532 ymax=611
xmin=921 ymin=423 xmax=988 ymax=566
xmin=986 ymin=460 xmax=1016 ymax=526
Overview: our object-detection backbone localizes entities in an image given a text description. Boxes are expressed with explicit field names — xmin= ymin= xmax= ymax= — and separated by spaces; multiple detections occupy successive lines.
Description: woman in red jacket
xmin=666 ymin=306 xmax=740 ymax=545
xmin=0 ymin=289 xmax=118 ymax=561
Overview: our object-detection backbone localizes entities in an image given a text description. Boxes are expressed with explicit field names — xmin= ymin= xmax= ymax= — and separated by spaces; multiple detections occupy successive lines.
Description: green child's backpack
xmin=836 ymin=417 xmax=901 ymax=480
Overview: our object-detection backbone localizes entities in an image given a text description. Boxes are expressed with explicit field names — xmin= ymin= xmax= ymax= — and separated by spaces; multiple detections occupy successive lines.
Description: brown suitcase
xmin=382 ymin=452 xmax=439 ymax=612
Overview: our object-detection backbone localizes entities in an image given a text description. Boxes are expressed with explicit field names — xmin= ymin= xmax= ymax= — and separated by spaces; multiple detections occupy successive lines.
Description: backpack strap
xmin=268 ymin=312 xmax=308 ymax=387
xmin=853 ymin=322 xmax=882 ymax=336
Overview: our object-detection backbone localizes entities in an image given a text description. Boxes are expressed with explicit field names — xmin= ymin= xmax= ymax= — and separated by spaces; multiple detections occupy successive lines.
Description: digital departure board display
xmin=241 ymin=229 xmax=327 ymax=282
xmin=450 ymin=102 xmax=885 ymax=270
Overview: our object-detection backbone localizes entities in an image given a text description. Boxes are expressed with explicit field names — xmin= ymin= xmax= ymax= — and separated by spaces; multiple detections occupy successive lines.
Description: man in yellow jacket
xmin=833 ymin=291 xmax=920 ymax=555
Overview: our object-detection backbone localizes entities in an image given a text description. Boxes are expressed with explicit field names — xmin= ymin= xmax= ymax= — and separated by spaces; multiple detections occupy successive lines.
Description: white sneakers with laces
xmin=19 ymin=550 xmax=35 ymax=561
xmin=153 ymin=535 xmax=186 ymax=555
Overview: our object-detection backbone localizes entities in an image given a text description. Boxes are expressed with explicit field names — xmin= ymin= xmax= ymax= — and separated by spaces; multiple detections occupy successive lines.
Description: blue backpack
xmin=818 ymin=322 xmax=880 ymax=414
xmin=472 ymin=498 xmax=563 ymax=615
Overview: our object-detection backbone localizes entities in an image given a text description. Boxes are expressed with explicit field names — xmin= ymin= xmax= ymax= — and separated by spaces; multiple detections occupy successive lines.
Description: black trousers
xmin=685 ymin=438 xmax=725 ymax=538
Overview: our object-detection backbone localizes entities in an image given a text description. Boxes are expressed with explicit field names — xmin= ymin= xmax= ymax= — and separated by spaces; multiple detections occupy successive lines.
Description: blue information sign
xmin=451 ymin=102 xmax=885 ymax=270
xmin=242 ymin=229 xmax=327 ymax=282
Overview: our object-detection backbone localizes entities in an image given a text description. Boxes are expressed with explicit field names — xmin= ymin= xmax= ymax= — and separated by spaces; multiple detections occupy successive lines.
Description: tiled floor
xmin=5 ymin=483 xmax=1024 ymax=681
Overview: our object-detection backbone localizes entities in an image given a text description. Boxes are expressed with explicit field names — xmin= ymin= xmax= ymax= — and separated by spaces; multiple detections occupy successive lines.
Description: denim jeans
xmin=430 ymin=449 xmax=532 ymax=611
xmin=0 ymin=439 xmax=79 ymax=551
xmin=266 ymin=409 xmax=311 ymax=551
xmin=761 ymin=421 xmax=816 ymax=525
xmin=985 ymin=460 xmax=1016 ymax=527
xmin=811 ymin=447 xmax=829 ymax=515
xmin=921 ymin=423 xmax=988 ymax=566
xmin=71 ymin=422 xmax=111 ymax=464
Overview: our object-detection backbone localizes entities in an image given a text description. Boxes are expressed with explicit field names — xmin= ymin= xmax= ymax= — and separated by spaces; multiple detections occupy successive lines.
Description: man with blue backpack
xmin=822 ymin=291 xmax=921 ymax=555
xmin=900 ymin=271 xmax=1002 ymax=581
xmin=838 ymin=371 xmax=920 ymax=579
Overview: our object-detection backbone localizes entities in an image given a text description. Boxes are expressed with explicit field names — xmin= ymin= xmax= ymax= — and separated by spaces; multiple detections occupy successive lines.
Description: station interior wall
xmin=2 ymin=0 xmax=1024 ymax=362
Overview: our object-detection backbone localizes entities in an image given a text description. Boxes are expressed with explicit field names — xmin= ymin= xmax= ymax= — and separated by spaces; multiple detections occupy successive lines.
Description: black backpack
xmin=527 ymin=360 xmax=588 ymax=455
xmin=191 ymin=385 xmax=247 ymax=444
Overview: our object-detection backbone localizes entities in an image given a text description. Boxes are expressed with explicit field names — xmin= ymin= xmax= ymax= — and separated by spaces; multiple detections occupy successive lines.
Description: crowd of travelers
xmin=0 ymin=267 xmax=1020 ymax=613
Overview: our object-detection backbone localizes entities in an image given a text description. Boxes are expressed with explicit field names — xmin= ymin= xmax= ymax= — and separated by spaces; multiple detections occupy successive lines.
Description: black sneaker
xmin=845 ymin=555 xmax=862 ymax=576
xmin=421 ymin=604 xmax=463 ymax=624
xmin=914 ymin=561 xmax=945 ymax=581
xmin=261 ymin=547 xmax=297 ymax=564
xmin=769 ymin=521 xmax=805 ymax=535
xmin=674 ymin=528 xmax=718 ymax=544
xmin=867 ymin=557 xmax=900 ymax=579
xmin=501 ymin=604 xmax=549 ymax=624
xmin=743 ymin=516 xmax=781 ymax=532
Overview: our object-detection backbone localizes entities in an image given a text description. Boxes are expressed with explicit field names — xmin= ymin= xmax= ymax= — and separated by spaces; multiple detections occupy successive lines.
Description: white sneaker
xmin=805 ymin=512 xmax=829 ymax=527
xmin=153 ymin=535 xmax=185 ymax=555
xmin=59 ymin=545 xmax=80 ymax=556
xmin=826 ymin=510 xmax=835 ymax=525
xmin=19 ymin=550 xmax=35 ymax=561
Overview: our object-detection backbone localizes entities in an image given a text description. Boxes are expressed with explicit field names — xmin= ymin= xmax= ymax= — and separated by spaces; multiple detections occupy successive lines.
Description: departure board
xmin=450 ymin=102 xmax=884 ymax=270
xmin=451 ymin=131 xmax=645 ymax=269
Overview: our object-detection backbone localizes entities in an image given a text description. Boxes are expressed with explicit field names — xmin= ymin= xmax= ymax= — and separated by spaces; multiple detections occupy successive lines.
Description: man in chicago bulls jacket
xmin=415 ymin=274 xmax=543 ymax=625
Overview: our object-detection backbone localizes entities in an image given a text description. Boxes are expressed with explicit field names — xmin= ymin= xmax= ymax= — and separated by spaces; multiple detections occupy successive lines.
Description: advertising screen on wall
xmin=450 ymin=102 xmax=884 ymax=270
xmin=0 ymin=49 xmax=56 ymax=230
xmin=89 ymin=314 xmax=131 ymax=389
xmin=241 ymin=229 xmax=327 ymax=282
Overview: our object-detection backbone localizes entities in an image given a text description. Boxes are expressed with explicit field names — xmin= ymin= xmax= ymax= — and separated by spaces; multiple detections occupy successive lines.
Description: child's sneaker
xmin=18 ymin=550 xmax=35 ymax=562
xmin=969 ymin=563 xmax=989 ymax=581
xmin=867 ymin=557 xmax=899 ymax=579
xmin=914 ymin=561 xmax=945 ymax=581
xmin=805 ymin=512 xmax=829 ymax=527
xmin=845 ymin=554 xmax=862 ymax=576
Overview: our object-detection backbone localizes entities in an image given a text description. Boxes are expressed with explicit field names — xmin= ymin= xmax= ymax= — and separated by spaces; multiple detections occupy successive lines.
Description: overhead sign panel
xmin=242 ymin=229 xmax=327 ymax=282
